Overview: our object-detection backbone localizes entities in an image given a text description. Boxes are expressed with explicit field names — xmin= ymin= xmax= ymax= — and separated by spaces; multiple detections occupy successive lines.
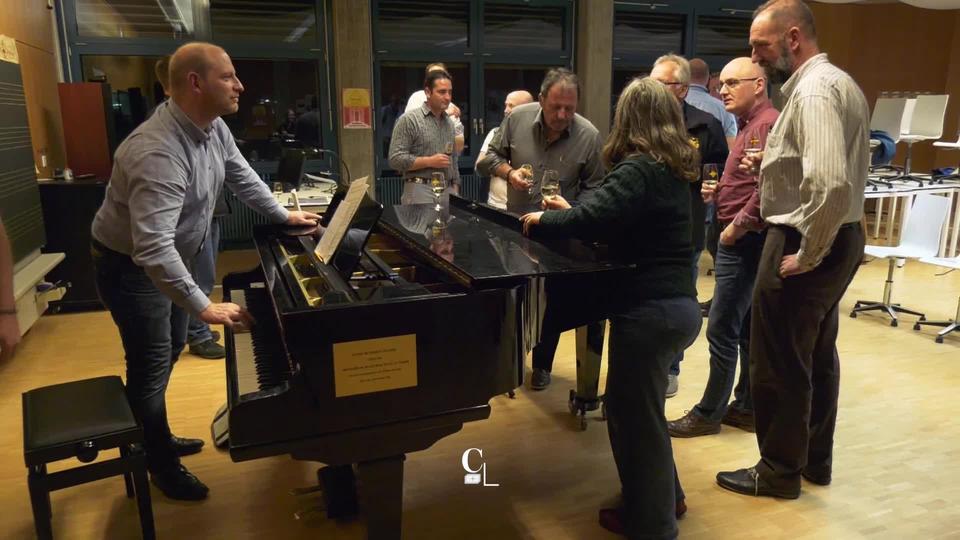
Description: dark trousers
xmin=750 ymin=223 xmax=864 ymax=486
xmin=667 ymin=252 xmax=701 ymax=377
xmin=606 ymin=296 xmax=701 ymax=540
xmin=93 ymin=241 xmax=188 ymax=474
xmin=531 ymin=320 xmax=605 ymax=372
xmin=187 ymin=219 xmax=220 ymax=346
xmin=693 ymin=230 xmax=765 ymax=421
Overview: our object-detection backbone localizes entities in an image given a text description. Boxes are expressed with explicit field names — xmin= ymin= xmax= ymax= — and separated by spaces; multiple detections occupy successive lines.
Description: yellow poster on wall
xmin=333 ymin=334 xmax=418 ymax=397
xmin=0 ymin=35 xmax=19 ymax=64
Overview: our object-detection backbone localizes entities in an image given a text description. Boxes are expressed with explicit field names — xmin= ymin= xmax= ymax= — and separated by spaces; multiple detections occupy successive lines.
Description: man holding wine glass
xmin=668 ymin=57 xmax=779 ymax=439
xmin=389 ymin=69 xmax=461 ymax=205
xmin=477 ymin=68 xmax=605 ymax=390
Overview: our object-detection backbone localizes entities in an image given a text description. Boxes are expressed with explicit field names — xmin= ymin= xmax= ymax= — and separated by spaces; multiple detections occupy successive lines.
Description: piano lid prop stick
xmin=291 ymin=189 xmax=303 ymax=212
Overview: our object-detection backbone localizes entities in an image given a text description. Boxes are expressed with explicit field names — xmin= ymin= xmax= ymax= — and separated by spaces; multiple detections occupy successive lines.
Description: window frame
xmin=58 ymin=0 xmax=338 ymax=173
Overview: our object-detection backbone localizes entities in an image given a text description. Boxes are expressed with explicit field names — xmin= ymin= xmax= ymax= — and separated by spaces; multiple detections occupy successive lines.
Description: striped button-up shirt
xmin=388 ymin=103 xmax=461 ymax=184
xmin=92 ymin=100 xmax=289 ymax=315
xmin=760 ymin=53 xmax=870 ymax=270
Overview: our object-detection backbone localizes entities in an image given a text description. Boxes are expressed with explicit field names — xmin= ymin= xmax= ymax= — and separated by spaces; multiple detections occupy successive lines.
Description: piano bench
xmin=21 ymin=376 xmax=156 ymax=540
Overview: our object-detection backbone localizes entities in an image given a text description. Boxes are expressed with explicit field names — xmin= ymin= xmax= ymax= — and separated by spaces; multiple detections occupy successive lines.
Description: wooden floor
xmin=1 ymin=250 xmax=959 ymax=540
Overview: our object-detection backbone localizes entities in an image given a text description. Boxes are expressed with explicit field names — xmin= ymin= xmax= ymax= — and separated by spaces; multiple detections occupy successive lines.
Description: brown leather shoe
xmin=721 ymin=407 xmax=755 ymax=433
xmin=668 ymin=410 xmax=721 ymax=438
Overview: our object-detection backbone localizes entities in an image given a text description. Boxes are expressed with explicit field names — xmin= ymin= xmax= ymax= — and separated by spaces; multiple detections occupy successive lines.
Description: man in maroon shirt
xmin=668 ymin=57 xmax=779 ymax=437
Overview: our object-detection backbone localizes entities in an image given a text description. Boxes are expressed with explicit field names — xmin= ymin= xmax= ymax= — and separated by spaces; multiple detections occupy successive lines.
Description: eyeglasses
xmin=720 ymin=77 xmax=761 ymax=90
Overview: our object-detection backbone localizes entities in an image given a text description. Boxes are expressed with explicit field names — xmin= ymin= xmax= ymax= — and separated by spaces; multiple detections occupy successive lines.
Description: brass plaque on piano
xmin=333 ymin=334 xmax=418 ymax=397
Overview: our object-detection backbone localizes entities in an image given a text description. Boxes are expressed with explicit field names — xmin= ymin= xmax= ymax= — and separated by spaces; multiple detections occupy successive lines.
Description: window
xmin=211 ymin=0 xmax=319 ymax=45
xmin=482 ymin=65 xmax=547 ymax=130
xmin=376 ymin=0 xmax=471 ymax=51
xmin=482 ymin=3 xmax=567 ymax=54
xmin=613 ymin=11 xmax=686 ymax=65
xmin=80 ymin=55 xmax=165 ymax=142
xmin=75 ymin=0 xmax=195 ymax=39
xmin=695 ymin=16 xmax=751 ymax=58
xmin=78 ymin=55 xmax=324 ymax=161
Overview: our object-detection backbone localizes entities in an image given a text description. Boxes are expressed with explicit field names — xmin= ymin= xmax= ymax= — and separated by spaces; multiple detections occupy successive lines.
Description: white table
xmin=864 ymin=176 xmax=960 ymax=257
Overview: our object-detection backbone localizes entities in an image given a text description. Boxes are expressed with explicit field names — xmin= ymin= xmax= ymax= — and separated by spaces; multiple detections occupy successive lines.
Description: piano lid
xmin=378 ymin=195 xmax=629 ymax=287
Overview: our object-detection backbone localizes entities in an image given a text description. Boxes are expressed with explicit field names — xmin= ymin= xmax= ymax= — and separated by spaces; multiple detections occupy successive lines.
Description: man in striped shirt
xmin=716 ymin=0 xmax=869 ymax=499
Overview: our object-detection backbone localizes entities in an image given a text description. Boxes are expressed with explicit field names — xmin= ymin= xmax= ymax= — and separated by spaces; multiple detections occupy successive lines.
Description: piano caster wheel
xmin=507 ymin=390 xmax=516 ymax=399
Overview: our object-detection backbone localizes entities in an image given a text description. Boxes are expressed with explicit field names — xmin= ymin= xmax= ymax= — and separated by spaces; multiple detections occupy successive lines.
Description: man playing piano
xmin=90 ymin=42 xmax=319 ymax=500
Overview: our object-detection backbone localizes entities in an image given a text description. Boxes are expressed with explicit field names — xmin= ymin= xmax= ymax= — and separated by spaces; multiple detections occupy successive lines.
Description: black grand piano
xmin=215 ymin=193 xmax=628 ymax=539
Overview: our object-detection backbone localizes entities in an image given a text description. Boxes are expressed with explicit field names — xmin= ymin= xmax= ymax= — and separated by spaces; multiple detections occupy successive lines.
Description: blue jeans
xmin=693 ymin=230 xmax=764 ymax=421
xmin=668 ymin=252 xmax=702 ymax=376
xmin=92 ymin=241 xmax=188 ymax=473
xmin=187 ymin=219 xmax=220 ymax=346
xmin=606 ymin=296 xmax=701 ymax=540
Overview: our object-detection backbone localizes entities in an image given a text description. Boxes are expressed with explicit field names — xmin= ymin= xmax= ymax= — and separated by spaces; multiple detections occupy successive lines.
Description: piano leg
xmin=357 ymin=455 xmax=405 ymax=540
xmin=568 ymin=322 xmax=606 ymax=431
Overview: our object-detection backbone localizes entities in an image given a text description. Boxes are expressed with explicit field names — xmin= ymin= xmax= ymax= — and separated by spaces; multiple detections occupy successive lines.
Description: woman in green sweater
xmin=522 ymin=77 xmax=702 ymax=540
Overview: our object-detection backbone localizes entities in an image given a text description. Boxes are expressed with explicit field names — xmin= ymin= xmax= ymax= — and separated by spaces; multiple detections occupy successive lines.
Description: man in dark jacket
xmin=651 ymin=54 xmax=729 ymax=397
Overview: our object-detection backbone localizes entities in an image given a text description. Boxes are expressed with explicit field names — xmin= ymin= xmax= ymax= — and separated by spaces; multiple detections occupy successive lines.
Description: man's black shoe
xmin=171 ymin=435 xmax=205 ymax=457
xmin=151 ymin=465 xmax=209 ymax=500
xmin=189 ymin=339 xmax=226 ymax=359
xmin=531 ymin=368 xmax=551 ymax=390
xmin=801 ymin=467 xmax=832 ymax=486
xmin=716 ymin=467 xmax=800 ymax=499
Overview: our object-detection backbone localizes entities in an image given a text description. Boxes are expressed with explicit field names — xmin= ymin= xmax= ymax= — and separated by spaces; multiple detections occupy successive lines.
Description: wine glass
xmin=519 ymin=163 xmax=534 ymax=194
xmin=702 ymin=164 xmax=719 ymax=189
xmin=444 ymin=141 xmax=454 ymax=156
xmin=541 ymin=169 xmax=560 ymax=201
xmin=430 ymin=172 xmax=446 ymax=222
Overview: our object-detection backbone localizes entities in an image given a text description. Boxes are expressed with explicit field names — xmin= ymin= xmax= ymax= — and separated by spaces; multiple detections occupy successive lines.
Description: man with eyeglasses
xmin=650 ymin=54 xmax=729 ymax=398
xmin=668 ymin=57 xmax=778 ymax=439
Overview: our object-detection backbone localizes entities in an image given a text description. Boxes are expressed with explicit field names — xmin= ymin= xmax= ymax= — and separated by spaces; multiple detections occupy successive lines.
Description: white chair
xmin=850 ymin=193 xmax=952 ymax=326
xmin=914 ymin=255 xmax=960 ymax=343
xmin=892 ymin=94 xmax=949 ymax=186
xmin=868 ymin=97 xmax=908 ymax=189
xmin=869 ymin=97 xmax=907 ymax=160
xmin=932 ymin=130 xmax=960 ymax=182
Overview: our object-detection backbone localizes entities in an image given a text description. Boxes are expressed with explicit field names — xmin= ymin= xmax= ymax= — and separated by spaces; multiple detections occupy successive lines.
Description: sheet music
xmin=315 ymin=177 xmax=369 ymax=263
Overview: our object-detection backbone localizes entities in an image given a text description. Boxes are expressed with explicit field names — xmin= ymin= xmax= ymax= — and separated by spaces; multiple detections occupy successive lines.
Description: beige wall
xmin=811 ymin=3 xmax=960 ymax=172
xmin=0 ymin=0 xmax=66 ymax=177
xmin=331 ymin=0 xmax=375 ymax=190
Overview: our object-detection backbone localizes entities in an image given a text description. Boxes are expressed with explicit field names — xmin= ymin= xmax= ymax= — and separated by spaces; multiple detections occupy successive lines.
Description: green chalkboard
xmin=0 ymin=60 xmax=45 ymax=265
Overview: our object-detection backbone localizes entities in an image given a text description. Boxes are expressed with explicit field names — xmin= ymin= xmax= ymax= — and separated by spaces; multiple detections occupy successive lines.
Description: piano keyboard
xmin=230 ymin=286 xmax=294 ymax=397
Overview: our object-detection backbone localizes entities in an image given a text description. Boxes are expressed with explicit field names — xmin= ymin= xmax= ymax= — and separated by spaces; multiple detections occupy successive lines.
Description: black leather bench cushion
xmin=23 ymin=376 xmax=138 ymax=453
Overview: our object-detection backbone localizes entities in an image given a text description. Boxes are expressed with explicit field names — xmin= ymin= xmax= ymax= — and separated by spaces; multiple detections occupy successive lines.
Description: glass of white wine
xmin=519 ymin=163 xmax=534 ymax=194
xmin=430 ymin=172 xmax=446 ymax=221
xmin=541 ymin=169 xmax=560 ymax=201
xmin=702 ymin=164 xmax=719 ymax=189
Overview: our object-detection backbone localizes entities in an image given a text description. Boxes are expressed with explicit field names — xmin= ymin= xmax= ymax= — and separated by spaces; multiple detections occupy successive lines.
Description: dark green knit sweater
xmin=538 ymin=154 xmax=696 ymax=301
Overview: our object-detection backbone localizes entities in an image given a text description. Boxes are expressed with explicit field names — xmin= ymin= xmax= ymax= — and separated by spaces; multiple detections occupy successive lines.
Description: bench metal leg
xmin=28 ymin=464 xmax=53 ymax=540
